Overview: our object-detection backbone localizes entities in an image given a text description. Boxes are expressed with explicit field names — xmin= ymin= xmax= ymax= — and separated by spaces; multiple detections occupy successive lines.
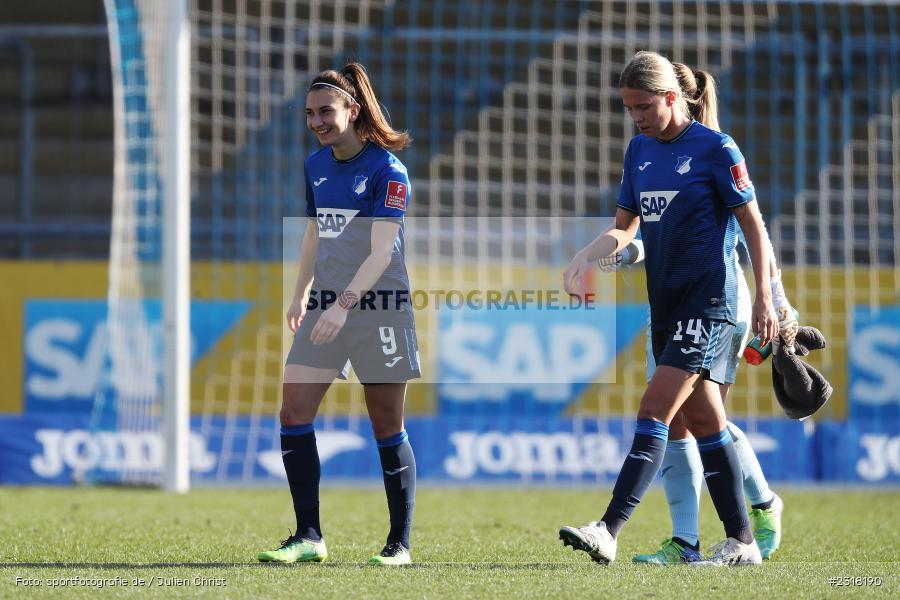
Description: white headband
xmin=309 ymin=82 xmax=357 ymax=104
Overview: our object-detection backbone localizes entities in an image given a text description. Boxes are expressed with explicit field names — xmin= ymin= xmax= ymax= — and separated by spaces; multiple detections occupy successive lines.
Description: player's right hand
xmin=751 ymin=294 xmax=778 ymax=348
xmin=563 ymin=254 xmax=590 ymax=295
xmin=598 ymin=252 xmax=623 ymax=273
xmin=286 ymin=297 xmax=308 ymax=333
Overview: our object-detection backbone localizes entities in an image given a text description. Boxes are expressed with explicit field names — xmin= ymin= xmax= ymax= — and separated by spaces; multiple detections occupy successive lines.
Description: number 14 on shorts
xmin=673 ymin=319 xmax=705 ymax=350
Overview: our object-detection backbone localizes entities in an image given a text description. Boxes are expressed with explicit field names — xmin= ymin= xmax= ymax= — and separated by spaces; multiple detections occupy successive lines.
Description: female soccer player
xmin=257 ymin=63 xmax=419 ymax=566
xmin=603 ymin=234 xmax=790 ymax=563
xmin=559 ymin=51 xmax=778 ymax=566
xmin=596 ymin=62 xmax=796 ymax=564
xmin=606 ymin=236 xmax=789 ymax=564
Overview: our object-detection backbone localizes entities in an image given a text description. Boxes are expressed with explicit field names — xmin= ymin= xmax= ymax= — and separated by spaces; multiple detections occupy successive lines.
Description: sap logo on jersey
xmin=639 ymin=190 xmax=678 ymax=222
xmin=443 ymin=431 xmax=623 ymax=480
xmin=317 ymin=209 xmax=359 ymax=238
xmin=30 ymin=429 xmax=216 ymax=479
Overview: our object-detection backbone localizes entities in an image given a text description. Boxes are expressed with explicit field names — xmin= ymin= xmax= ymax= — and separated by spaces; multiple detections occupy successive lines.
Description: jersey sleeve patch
xmin=730 ymin=161 xmax=752 ymax=191
xmin=385 ymin=180 xmax=408 ymax=210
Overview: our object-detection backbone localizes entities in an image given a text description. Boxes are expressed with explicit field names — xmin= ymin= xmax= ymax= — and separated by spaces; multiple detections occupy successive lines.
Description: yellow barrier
xmin=3 ymin=260 xmax=896 ymax=419
xmin=0 ymin=262 xmax=108 ymax=413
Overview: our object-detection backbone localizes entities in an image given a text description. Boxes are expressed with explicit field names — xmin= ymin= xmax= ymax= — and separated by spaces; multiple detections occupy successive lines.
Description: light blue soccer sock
xmin=726 ymin=421 xmax=774 ymax=507
xmin=661 ymin=438 xmax=703 ymax=547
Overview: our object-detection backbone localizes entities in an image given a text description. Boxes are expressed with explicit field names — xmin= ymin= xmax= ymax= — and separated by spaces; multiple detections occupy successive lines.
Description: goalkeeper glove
xmin=597 ymin=240 xmax=644 ymax=272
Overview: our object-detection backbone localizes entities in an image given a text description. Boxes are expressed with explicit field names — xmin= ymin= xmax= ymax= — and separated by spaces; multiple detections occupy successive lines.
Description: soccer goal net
xmin=97 ymin=0 xmax=899 ymax=487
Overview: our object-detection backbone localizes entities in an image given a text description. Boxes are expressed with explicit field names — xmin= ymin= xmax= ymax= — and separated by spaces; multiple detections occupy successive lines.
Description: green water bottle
xmin=743 ymin=308 xmax=800 ymax=366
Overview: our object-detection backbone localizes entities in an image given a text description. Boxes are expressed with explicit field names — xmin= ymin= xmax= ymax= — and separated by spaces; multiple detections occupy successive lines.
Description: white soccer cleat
xmin=559 ymin=520 xmax=617 ymax=564
xmin=692 ymin=537 xmax=762 ymax=567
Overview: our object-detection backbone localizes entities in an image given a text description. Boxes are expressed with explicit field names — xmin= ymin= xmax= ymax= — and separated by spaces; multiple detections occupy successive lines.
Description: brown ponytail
xmin=308 ymin=63 xmax=410 ymax=151
xmin=672 ymin=62 xmax=719 ymax=131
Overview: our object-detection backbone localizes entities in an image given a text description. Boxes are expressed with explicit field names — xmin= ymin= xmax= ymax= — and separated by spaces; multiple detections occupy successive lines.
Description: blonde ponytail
xmin=672 ymin=62 xmax=719 ymax=131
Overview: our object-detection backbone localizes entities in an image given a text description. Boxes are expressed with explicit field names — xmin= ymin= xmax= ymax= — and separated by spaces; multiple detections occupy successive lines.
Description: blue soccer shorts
xmin=645 ymin=287 xmax=752 ymax=384
xmin=649 ymin=317 xmax=740 ymax=385
xmin=287 ymin=310 xmax=421 ymax=384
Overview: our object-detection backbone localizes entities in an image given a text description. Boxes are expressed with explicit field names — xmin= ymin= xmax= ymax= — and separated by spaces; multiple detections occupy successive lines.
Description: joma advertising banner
xmin=0 ymin=414 xmax=822 ymax=485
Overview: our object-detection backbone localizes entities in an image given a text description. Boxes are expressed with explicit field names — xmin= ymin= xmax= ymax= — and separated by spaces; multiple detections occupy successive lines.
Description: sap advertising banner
xmin=437 ymin=304 xmax=647 ymax=414
xmin=849 ymin=306 xmax=900 ymax=420
xmin=0 ymin=414 xmax=817 ymax=485
xmin=23 ymin=300 xmax=250 ymax=414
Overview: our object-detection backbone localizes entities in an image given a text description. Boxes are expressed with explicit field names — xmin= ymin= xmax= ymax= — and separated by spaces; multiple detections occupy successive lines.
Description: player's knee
xmin=279 ymin=405 xmax=300 ymax=427
xmin=279 ymin=392 xmax=312 ymax=426
xmin=368 ymin=409 xmax=403 ymax=440
xmin=636 ymin=404 xmax=667 ymax=423
xmin=370 ymin=419 xmax=403 ymax=441
xmin=637 ymin=390 xmax=673 ymax=422
xmin=682 ymin=410 xmax=725 ymax=438
xmin=668 ymin=413 xmax=691 ymax=440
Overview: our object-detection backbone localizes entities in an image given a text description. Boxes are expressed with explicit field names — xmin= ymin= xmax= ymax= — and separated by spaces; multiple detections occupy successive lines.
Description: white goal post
xmin=161 ymin=0 xmax=191 ymax=494
xmin=102 ymin=0 xmax=191 ymax=492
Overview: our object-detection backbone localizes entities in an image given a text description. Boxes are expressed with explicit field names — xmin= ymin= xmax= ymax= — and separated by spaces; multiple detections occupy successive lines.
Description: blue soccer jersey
xmin=616 ymin=121 xmax=756 ymax=330
xmin=304 ymin=142 xmax=414 ymax=326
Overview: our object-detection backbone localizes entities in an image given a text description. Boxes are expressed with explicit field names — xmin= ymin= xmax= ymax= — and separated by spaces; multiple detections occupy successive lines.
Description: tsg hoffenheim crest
xmin=675 ymin=155 xmax=692 ymax=174
xmin=353 ymin=175 xmax=368 ymax=195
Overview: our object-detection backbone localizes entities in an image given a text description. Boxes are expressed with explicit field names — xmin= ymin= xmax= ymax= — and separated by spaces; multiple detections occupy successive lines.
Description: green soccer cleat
xmin=368 ymin=542 xmax=411 ymax=566
xmin=633 ymin=538 xmax=702 ymax=565
xmin=257 ymin=533 xmax=328 ymax=563
xmin=750 ymin=493 xmax=783 ymax=559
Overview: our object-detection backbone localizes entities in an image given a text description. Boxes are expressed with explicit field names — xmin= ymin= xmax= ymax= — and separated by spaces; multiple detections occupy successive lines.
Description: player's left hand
xmin=563 ymin=253 xmax=591 ymax=295
xmin=752 ymin=294 xmax=778 ymax=347
xmin=310 ymin=305 xmax=348 ymax=345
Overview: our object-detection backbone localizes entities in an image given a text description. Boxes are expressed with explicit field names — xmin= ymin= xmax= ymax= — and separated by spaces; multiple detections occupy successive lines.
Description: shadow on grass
xmin=0 ymin=562 xmax=588 ymax=570
xmin=3 ymin=561 xmax=891 ymax=570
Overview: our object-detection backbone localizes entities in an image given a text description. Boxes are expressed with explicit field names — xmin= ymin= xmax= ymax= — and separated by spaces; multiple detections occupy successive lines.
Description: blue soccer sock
xmin=726 ymin=421 xmax=775 ymax=508
xmin=281 ymin=424 xmax=322 ymax=541
xmin=661 ymin=438 xmax=703 ymax=548
xmin=377 ymin=430 xmax=416 ymax=550
xmin=697 ymin=429 xmax=752 ymax=544
xmin=601 ymin=419 xmax=669 ymax=538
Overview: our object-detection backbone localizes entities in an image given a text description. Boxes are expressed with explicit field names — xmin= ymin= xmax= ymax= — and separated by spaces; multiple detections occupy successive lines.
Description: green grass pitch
xmin=1 ymin=487 xmax=897 ymax=598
